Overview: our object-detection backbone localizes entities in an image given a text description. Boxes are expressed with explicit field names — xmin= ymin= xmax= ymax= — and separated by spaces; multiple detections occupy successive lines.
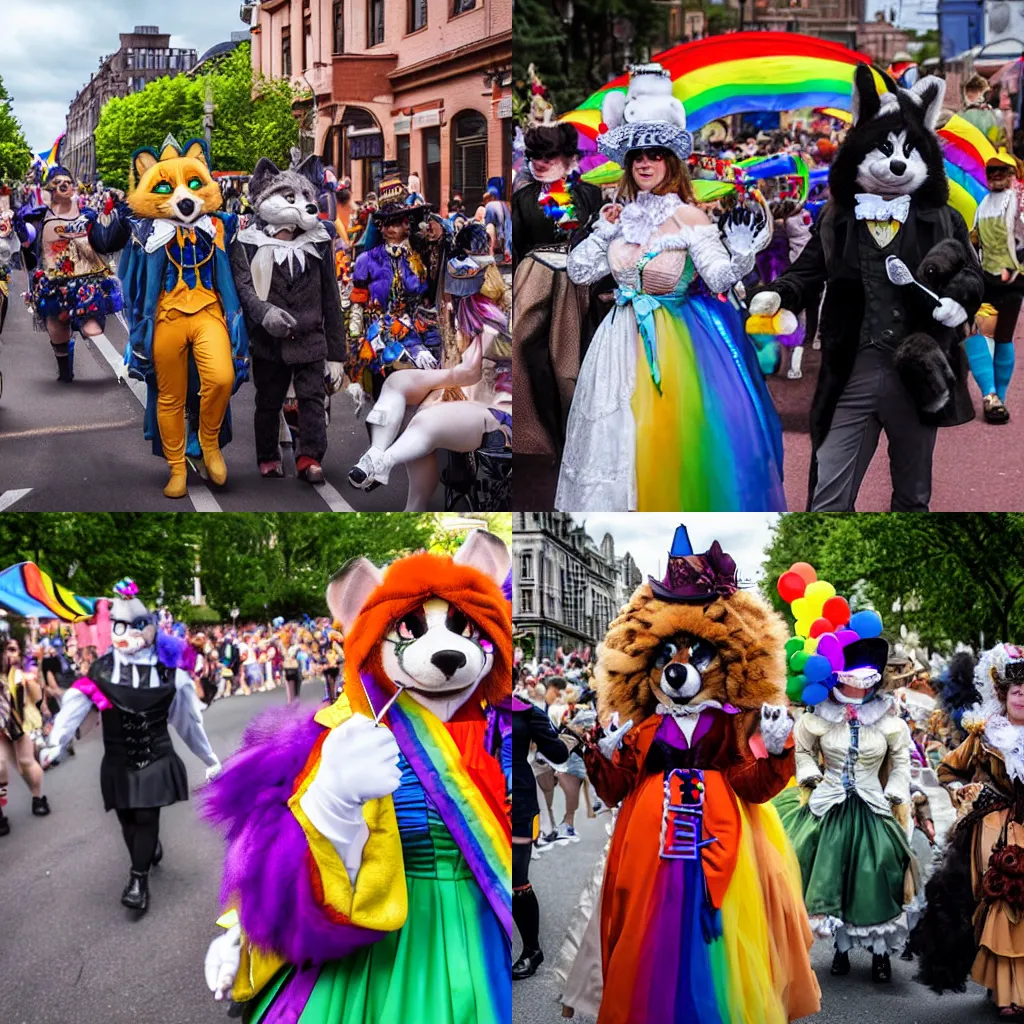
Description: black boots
xmin=152 ymin=840 xmax=163 ymax=866
xmin=830 ymin=949 xmax=850 ymax=975
xmin=121 ymin=870 xmax=149 ymax=912
xmin=31 ymin=795 xmax=50 ymax=816
xmin=55 ymin=354 xmax=73 ymax=383
xmin=512 ymin=949 xmax=544 ymax=980
xmin=872 ymin=953 xmax=892 ymax=982
xmin=0 ymin=810 xmax=8 ymax=836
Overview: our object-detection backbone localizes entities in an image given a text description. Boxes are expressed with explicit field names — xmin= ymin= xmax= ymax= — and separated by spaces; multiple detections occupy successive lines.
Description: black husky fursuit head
xmin=830 ymin=64 xmax=948 ymax=208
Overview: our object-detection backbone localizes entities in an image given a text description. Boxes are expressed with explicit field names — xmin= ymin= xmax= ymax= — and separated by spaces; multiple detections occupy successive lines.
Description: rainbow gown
xmin=246 ymin=753 xmax=509 ymax=1024
xmin=556 ymin=253 xmax=786 ymax=511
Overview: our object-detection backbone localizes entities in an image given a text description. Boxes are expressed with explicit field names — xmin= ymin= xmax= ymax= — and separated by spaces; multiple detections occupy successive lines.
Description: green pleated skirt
xmin=773 ymin=788 xmax=910 ymax=927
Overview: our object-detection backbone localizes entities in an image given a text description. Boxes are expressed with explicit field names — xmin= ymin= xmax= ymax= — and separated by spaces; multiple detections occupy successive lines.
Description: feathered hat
xmin=598 ymin=63 xmax=693 ymax=167
xmin=967 ymin=643 xmax=1024 ymax=723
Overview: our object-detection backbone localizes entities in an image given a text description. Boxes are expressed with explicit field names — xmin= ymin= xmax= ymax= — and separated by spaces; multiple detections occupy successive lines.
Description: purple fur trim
xmin=502 ymin=570 xmax=512 ymax=604
xmin=156 ymin=631 xmax=194 ymax=671
xmin=201 ymin=704 xmax=388 ymax=966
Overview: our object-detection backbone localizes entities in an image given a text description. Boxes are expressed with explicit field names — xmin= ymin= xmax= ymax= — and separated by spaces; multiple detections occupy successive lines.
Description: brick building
xmin=245 ymin=0 xmax=512 ymax=211
xmin=65 ymin=26 xmax=197 ymax=184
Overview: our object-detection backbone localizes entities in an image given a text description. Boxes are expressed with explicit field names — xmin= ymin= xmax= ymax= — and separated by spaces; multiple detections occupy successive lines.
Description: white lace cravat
xmin=619 ymin=191 xmax=683 ymax=246
xmin=854 ymin=193 xmax=911 ymax=223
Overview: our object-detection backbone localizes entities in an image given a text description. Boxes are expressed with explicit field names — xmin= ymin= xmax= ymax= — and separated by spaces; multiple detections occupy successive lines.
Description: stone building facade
xmin=512 ymin=513 xmax=634 ymax=661
xmin=65 ymin=26 xmax=197 ymax=183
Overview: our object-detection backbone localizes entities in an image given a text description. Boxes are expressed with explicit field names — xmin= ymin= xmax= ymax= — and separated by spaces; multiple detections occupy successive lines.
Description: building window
xmin=303 ymin=4 xmax=312 ymax=69
xmin=520 ymin=552 xmax=533 ymax=580
xmin=409 ymin=0 xmax=427 ymax=32
xmin=368 ymin=0 xmax=385 ymax=45
xmin=451 ymin=110 xmax=488 ymax=211
xmin=333 ymin=1 xmax=345 ymax=53
xmin=397 ymin=133 xmax=410 ymax=184
xmin=453 ymin=0 xmax=475 ymax=13
xmin=282 ymin=25 xmax=292 ymax=76
xmin=520 ymin=590 xmax=534 ymax=614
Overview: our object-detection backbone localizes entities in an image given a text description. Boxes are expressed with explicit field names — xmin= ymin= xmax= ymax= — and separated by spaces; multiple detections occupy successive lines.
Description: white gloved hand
xmin=313 ymin=714 xmax=402 ymax=805
xmin=346 ymin=381 xmax=369 ymax=418
xmin=204 ymin=924 xmax=241 ymax=1002
xmin=40 ymin=745 xmax=60 ymax=769
xmin=597 ymin=713 xmax=634 ymax=761
xmin=748 ymin=291 xmax=781 ymax=316
xmin=326 ymin=361 xmax=345 ymax=393
xmin=205 ymin=758 xmax=223 ymax=782
xmin=760 ymin=703 xmax=794 ymax=756
xmin=414 ymin=349 xmax=439 ymax=370
xmin=932 ymin=296 xmax=968 ymax=328
xmin=721 ymin=207 xmax=771 ymax=257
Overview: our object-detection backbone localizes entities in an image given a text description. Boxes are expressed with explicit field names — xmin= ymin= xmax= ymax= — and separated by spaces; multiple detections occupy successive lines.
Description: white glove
xmin=748 ymin=291 xmax=781 ymax=316
xmin=326 ymin=361 xmax=345 ymax=393
xmin=759 ymin=703 xmax=794 ymax=756
xmin=311 ymin=714 xmax=402 ymax=805
xmin=932 ymin=296 xmax=968 ymax=328
xmin=40 ymin=745 xmax=61 ymax=769
xmin=414 ymin=349 xmax=439 ymax=370
xmin=205 ymin=758 xmax=223 ymax=782
xmin=597 ymin=713 xmax=634 ymax=761
xmin=346 ymin=381 xmax=369 ymax=417
xmin=204 ymin=924 xmax=241 ymax=1002
xmin=721 ymin=207 xmax=771 ymax=257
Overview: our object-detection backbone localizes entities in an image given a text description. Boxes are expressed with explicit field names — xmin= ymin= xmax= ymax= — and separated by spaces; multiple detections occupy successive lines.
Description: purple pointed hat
xmin=648 ymin=525 xmax=738 ymax=603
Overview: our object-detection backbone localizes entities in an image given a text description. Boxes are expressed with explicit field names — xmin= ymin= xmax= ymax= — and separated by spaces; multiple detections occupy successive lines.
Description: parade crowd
xmin=513 ymin=57 xmax=1022 ymax=512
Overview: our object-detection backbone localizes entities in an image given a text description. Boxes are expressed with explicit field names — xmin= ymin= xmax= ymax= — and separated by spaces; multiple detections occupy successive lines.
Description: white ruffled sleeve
xmin=683 ymin=223 xmax=756 ymax=295
xmin=567 ymin=210 xmax=620 ymax=286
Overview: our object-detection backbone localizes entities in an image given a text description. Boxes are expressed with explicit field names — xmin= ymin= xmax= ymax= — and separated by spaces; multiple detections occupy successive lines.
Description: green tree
xmin=94 ymin=42 xmax=299 ymax=190
xmin=760 ymin=513 xmax=1024 ymax=651
xmin=0 ymin=75 xmax=32 ymax=180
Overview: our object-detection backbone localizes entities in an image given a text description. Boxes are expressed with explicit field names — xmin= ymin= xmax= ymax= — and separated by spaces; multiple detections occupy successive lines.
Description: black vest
xmin=857 ymin=223 xmax=908 ymax=351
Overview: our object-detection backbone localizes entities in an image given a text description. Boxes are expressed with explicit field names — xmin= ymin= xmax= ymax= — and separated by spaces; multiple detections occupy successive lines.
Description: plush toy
xmin=749 ymin=66 xmax=984 ymax=511
xmin=99 ymin=136 xmax=250 ymax=498
xmin=579 ymin=525 xmax=820 ymax=1024
xmin=202 ymin=532 xmax=512 ymax=1024
xmin=230 ymin=157 xmax=346 ymax=484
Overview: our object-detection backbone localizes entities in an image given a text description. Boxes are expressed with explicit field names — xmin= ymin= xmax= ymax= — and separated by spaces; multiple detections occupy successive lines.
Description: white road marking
xmin=86 ymin=332 xmax=223 ymax=512
xmin=0 ymin=418 xmax=138 ymax=442
xmin=0 ymin=488 xmax=32 ymax=510
xmin=315 ymin=478 xmax=355 ymax=512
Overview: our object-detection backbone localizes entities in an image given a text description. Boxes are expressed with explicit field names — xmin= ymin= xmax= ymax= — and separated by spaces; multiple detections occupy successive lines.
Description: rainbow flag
xmin=562 ymin=32 xmax=880 ymax=139
xmin=0 ymin=562 xmax=97 ymax=621
xmin=37 ymin=133 xmax=65 ymax=169
xmin=361 ymin=674 xmax=512 ymax=942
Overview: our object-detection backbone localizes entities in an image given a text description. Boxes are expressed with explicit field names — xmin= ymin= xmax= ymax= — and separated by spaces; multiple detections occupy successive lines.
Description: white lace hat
xmin=597 ymin=64 xmax=693 ymax=166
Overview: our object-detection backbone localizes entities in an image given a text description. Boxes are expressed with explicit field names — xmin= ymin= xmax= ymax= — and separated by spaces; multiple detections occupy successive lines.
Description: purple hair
xmin=502 ymin=569 xmax=512 ymax=604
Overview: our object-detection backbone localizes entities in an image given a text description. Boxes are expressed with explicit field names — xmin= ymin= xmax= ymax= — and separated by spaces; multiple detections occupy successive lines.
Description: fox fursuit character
xmin=99 ymin=136 xmax=249 ymax=498
xmin=231 ymin=157 xmax=347 ymax=484
xmin=749 ymin=65 xmax=983 ymax=511
xmin=202 ymin=531 xmax=512 ymax=1024
xmin=581 ymin=526 xmax=820 ymax=1024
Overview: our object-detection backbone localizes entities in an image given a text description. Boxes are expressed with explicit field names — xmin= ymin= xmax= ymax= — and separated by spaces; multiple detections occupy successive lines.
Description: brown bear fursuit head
xmin=595 ymin=583 xmax=789 ymax=726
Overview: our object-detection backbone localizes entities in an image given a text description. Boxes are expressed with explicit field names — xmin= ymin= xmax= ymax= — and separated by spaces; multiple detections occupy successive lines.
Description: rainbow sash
xmin=361 ymin=673 xmax=512 ymax=944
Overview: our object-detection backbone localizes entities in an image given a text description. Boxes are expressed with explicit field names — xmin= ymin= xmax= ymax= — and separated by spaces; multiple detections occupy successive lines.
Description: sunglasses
xmin=633 ymin=149 xmax=668 ymax=163
xmin=112 ymin=618 xmax=152 ymax=634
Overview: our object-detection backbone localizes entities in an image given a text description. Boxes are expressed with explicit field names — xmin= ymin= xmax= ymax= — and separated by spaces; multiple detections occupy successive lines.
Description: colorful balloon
xmin=809 ymin=617 xmax=835 ymax=639
xmin=849 ymin=609 xmax=883 ymax=639
xmin=784 ymin=637 xmax=805 ymax=658
xmin=804 ymin=580 xmax=837 ymax=606
xmin=777 ymin=571 xmax=806 ymax=603
xmin=794 ymin=618 xmax=813 ymax=639
xmin=837 ymin=628 xmax=859 ymax=647
xmin=790 ymin=562 xmax=817 ymax=585
xmin=791 ymin=596 xmax=811 ymax=622
xmin=802 ymin=681 xmax=830 ymax=706
xmin=803 ymin=636 xmax=819 ymax=653
xmin=822 ymin=596 xmax=851 ymax=627
xmin=816 ymin=633 xmax=844 ymax=671
xmin=790 ymin=651 xmax=810 ymax=673
xmin=786 ymin=674 xmax=805 ymax=702
xmin=804 ymin=653 xmax=832 ymax=684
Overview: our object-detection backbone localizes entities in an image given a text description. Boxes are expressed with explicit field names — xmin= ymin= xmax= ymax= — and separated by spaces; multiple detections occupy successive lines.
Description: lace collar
xmin=813 ymin=693 xmax=893 ymax=726
xmin=655 ymin=698 xmax=739 ymax=718
xmin=237 ymin=222 xmax=330 ymax=300
xmin=985 ymin=713 xmax=1024 ymax=783
xmin=620 ymin=191 xmax=683 ymax=246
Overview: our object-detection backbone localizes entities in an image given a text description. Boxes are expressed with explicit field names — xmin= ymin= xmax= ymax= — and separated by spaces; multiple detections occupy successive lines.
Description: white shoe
xmin=786 ymin=367 xmax=803 ymax=380
xmin=553 ymin=822 xmax=580 ymax=845
xmin=347 ymin=446 xmax=393 ymax=489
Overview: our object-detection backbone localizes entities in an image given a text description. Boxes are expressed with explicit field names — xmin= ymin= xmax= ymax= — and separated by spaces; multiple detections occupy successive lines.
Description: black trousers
xmin=252 ymin=356 xmax=327 ymax=463
xmin=115 ymin=807 xmax=161 ymax=872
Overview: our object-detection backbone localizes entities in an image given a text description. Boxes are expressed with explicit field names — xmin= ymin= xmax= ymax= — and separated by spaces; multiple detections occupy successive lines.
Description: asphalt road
xmin=513 ymin=780 xmax=991 ymax=1024
xmin=0 ymin=266 xmax=446 ymax=512
xmin=0 ymin=681 xmax=327 ymax=1024
xmin=513 ymin=325 xmax=1024 ymax=512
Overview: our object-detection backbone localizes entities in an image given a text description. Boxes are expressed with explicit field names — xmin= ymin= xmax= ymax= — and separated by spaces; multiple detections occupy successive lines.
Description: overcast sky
xmin=1 ymin=1 xmax=244 ymax=152
xmin=572 ymin=514 xmax=780 ymax=587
